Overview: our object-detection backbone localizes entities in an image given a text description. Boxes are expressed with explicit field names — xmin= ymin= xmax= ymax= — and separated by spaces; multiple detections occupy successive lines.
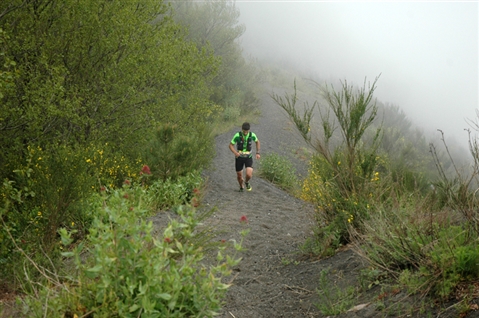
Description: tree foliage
xmin=171 ymin=0 xmax=260 ymax=114
xmin=171 ymin=0 xmax=245 ymax=56
xmin=144 ymin=124 xmax=212 ymax=182
xmin=0 ymin=0 xmax=219 ymax=172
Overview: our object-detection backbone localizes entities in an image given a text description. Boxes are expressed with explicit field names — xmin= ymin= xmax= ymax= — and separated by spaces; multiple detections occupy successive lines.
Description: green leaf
xmin=129 ymin=304 xmax=140 ymax=312
xmin=86 ymin=264 xmax=103 ymax=273
xmin=60 ymin=252 xmax=74 ymax=257
xmin=157 ymin=293 xmax=172 ymax=300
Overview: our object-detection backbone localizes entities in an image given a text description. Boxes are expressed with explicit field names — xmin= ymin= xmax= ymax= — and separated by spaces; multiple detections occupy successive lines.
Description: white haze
xmin=236 ymin=1 xmax=478 ymax=149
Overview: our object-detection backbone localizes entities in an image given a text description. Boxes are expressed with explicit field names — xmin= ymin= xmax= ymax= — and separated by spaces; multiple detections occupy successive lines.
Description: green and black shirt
xmin=231 ymin=131 xmax=258 ymax=157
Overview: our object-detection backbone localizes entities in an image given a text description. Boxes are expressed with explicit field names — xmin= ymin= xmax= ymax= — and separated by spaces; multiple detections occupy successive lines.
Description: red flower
xmin=123 ymin=193 xmax=129 ymax=199
xmin=164 ymin=237 xmax=172 ymax=243
xmin=240 ymin=215 xmax=248 ymax=224
xmin=100 ymin=186 xmax=106 ymax=192
xmin=193 ymin=188 xmax=200 ymax=194
xmin=192 ymin=197 xmax=199 ymax=207
xmin=124 ymin=179 xmax=131 ymax=185
xmin=140 ymin=165 xmax=151 ymax=175
xmin=220 ymin=239 xmax=226 ymax=243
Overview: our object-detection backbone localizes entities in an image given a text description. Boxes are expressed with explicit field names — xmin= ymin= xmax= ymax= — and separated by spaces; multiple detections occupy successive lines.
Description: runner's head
xmin=242 ymin=122 xmax=250 ymax=134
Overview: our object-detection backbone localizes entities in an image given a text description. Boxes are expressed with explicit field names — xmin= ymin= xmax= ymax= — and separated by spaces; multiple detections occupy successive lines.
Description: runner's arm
xmin=229 ymin=143 xmax=240 ymax=157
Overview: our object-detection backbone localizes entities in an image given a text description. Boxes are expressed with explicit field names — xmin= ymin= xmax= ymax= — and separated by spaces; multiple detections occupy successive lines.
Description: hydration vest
xmin=237 ymin=131 xmax=253 ymax=152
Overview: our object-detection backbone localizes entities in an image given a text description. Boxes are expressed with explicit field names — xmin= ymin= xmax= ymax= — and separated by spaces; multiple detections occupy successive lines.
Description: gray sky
xmin=236 ymin=1 xmax=478 ymax=146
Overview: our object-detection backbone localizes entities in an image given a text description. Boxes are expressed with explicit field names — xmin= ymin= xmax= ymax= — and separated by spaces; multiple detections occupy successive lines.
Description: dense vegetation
xmin=0 ymin=0 xmax=256 ymax=316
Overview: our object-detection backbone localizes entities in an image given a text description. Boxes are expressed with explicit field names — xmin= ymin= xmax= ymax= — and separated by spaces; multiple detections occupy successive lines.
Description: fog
xmin=236 ymin=1 xmax=478 ymax=148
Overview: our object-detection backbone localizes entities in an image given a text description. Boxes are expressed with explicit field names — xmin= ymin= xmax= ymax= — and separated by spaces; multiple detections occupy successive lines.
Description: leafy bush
xmin=222 ymin=106 xmax=241 ymax=121
xmin=145 ymin=171 xmax=204 ymax=211
xmin=0 ymin=140 xmax=148 ymax=283
xmin=17 ymin=185 xmax=245 ymax=317
xmin=0 ymin=155 xmax=205 ymax=298
xmin=259 ymin=152 xmax=298 ymax=191
xmin=0 ymin=145 xmax=98 ymax=284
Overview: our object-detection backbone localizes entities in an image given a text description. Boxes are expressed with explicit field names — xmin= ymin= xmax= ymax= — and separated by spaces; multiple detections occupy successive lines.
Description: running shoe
xmin=239 ymin=187 xmax=244 ymax=192
xmin=245 ymin=182 xmax=252 ymax=191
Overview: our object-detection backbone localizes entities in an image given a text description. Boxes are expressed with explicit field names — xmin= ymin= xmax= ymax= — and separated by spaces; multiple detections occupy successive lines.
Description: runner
xmin=229 ymin=122 xmax=261 ymax=192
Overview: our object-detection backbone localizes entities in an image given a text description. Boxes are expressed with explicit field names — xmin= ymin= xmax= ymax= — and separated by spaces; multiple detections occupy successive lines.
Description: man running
xmin=229 ymin=122 xmax=260 ymax=192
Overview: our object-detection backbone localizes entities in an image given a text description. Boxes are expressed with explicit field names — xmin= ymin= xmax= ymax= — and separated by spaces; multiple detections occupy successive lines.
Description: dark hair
xmin=241 ymin=122 xmax=250 ymax=131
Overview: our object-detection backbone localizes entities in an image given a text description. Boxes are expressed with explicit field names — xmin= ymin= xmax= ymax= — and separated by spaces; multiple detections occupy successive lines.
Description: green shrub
xmin=0 ymin=140 xmax=147 ymax=281
xmin=355 ymin=198 xmax=479 ymax=300
xmin=300 ymin=154 xmax=379 ymax=254
xmin=426 ymin=225 xmax=479 ymax=298
xmin=272 ymin=77 xmax=382 ymax=254
xmin=145 ymin=171 xmax=204 ymax=211
xmin=18 ymin=185 xmax=244 ymax=317
xmin=397 ymin=267 xmax=430 ymax=295
xmin=259 ymin=152 xmax=298 ymax=191
xmin=0 ymin=144 xmax=99 ymax=286
xmin=315 ymin=268 xmax=357 ymax=315
xmin=454 ymin=245 xmax=479 ymax=277
xmin=222 ymin=106 xmax=241 ymax=121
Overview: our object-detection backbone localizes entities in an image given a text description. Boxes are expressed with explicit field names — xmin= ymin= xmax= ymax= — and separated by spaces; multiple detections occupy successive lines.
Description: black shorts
xmin=235 ymin=156 xmax=253 ymax=172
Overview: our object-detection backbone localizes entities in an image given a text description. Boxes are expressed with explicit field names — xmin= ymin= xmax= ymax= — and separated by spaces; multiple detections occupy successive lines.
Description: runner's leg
xmin=237 ymin=170 xmax=244 ymax=188
xmin=235 ymin=158 xmax=245 ymax=188
xmin=245 ymin=167 xmax=253 ymax=183
xmin=245 ymin=157 xmax=253 ymax=183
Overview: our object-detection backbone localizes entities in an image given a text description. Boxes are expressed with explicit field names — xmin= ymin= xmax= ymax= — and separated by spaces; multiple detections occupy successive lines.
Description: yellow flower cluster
xmin=83 ymin=143 xmax=143 ymax=189
xmin=27 ymin=142 xmax=144 ymax=192
xmin=347 ymin=214 xmax=354 ymax=223
xmin=300 ymin=166 xmax=323 ymax=203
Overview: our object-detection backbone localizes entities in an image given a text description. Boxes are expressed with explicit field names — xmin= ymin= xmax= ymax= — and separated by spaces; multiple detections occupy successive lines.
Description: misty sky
xmin=235 ymin=1 xmax=478 ymax=145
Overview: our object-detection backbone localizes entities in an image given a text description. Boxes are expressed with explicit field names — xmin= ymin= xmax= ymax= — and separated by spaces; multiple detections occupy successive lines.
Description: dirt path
xmin=199 ymin=88 xmax=371 ymax=318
